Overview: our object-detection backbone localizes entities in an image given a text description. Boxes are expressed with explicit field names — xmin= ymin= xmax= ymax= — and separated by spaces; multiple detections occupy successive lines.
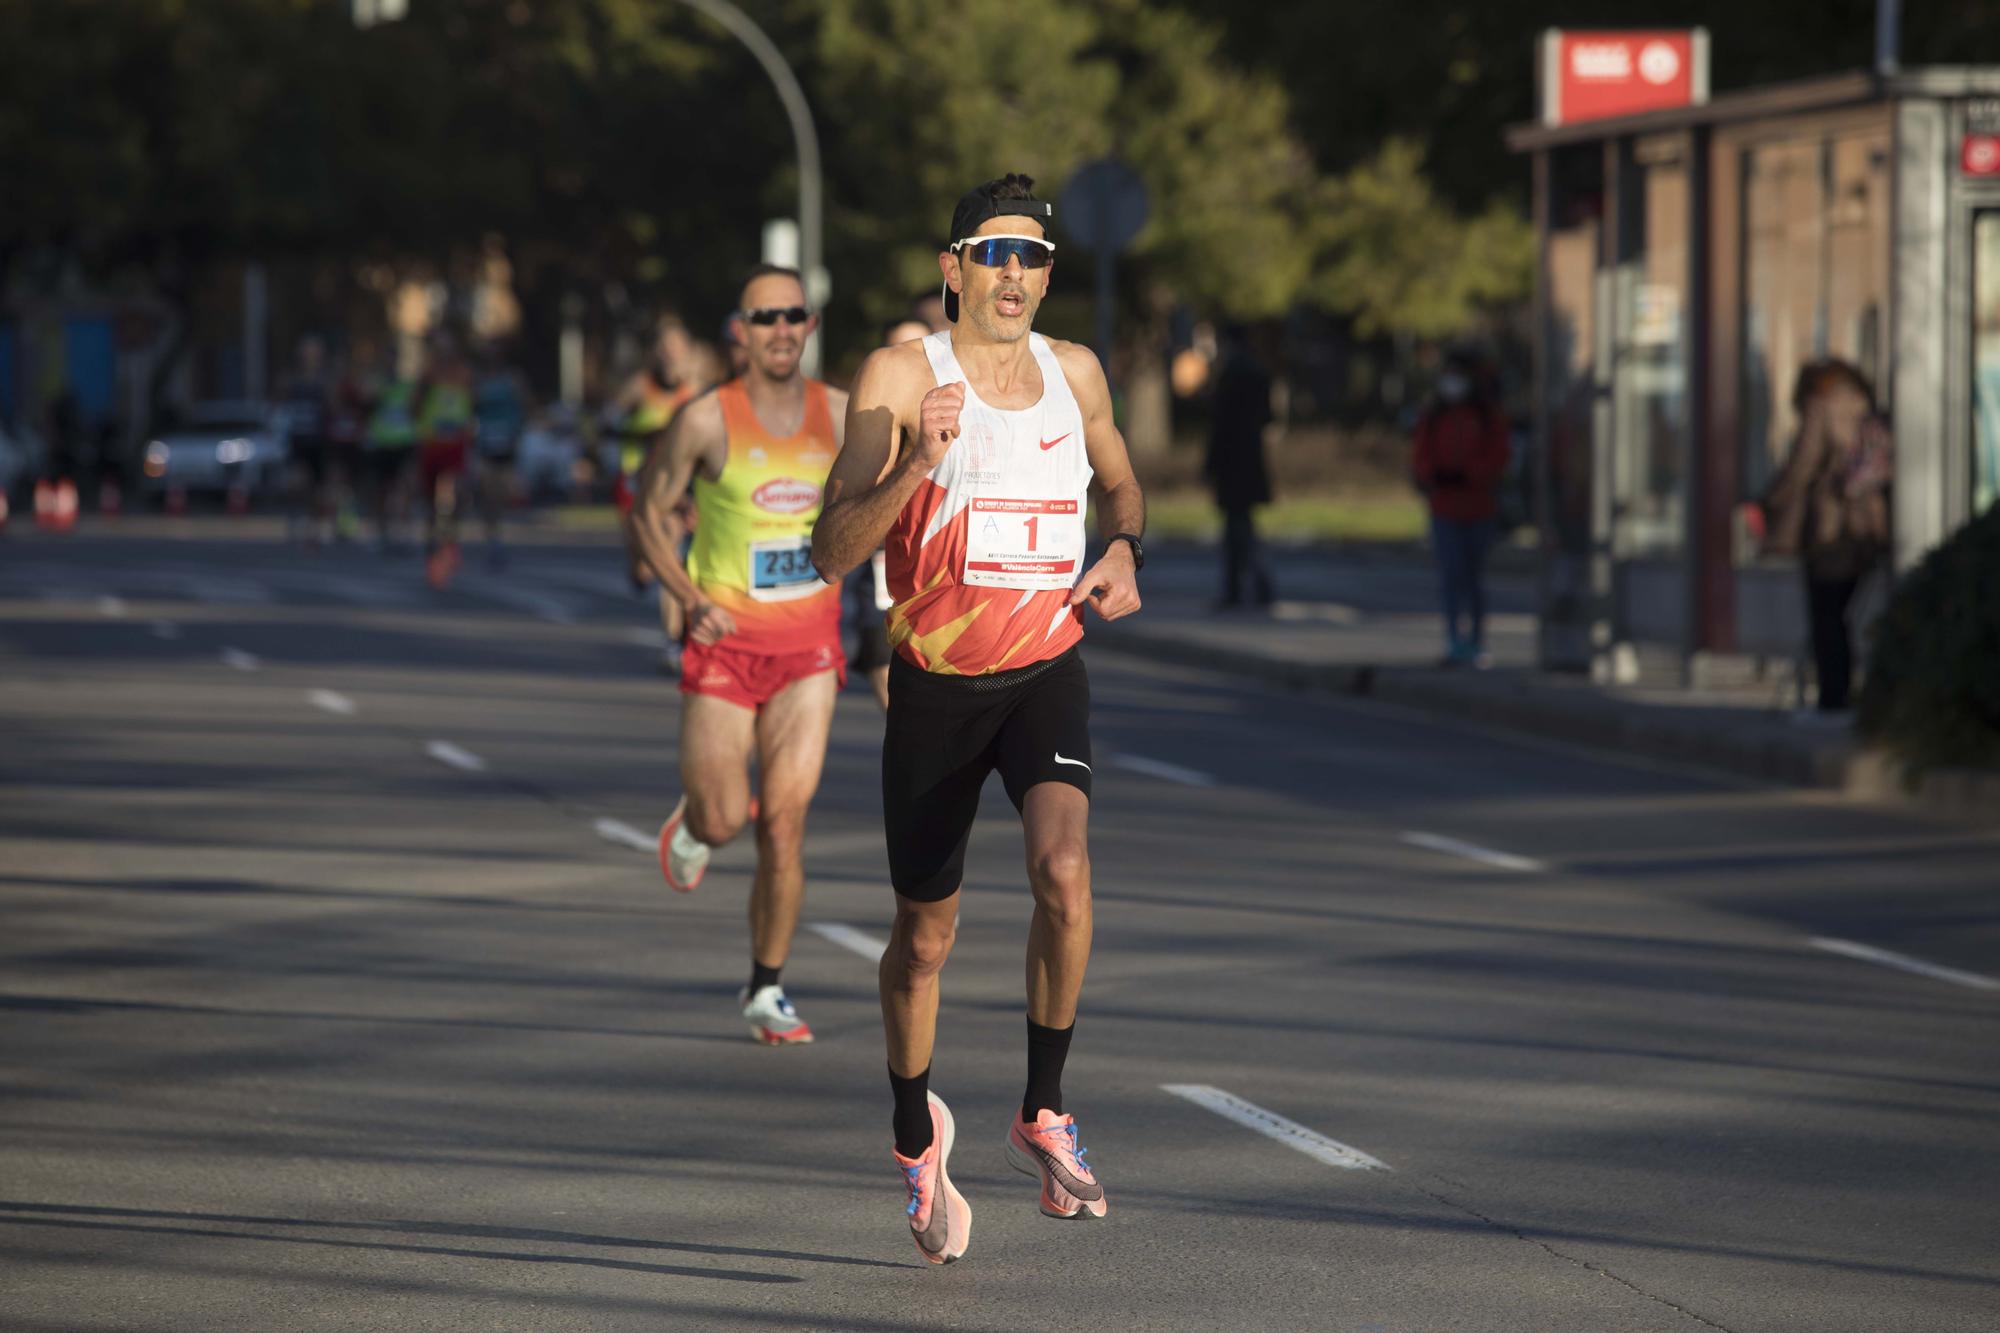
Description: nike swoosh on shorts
xmin=1054 ymin=752 xmax=1090 ymax=771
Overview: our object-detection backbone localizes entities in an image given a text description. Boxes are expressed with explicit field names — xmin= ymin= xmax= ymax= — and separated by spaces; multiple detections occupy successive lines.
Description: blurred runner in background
xmin=608 ymin=314 xmax=708 ymax=673
xmin=364 ymin=348 xmax=422 ymax=552
xmin=416 ymin=336 xmax=475 ymax=588
xmin=471 ymin=342 xmax=532 ymax=570
xmin=280 ymin=336 xmax=335 ymax=548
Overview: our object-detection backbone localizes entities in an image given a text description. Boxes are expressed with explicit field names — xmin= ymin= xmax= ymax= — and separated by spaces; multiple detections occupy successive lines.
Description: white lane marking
xmin=809 ymin=922 xmax=887 ymax=963
xmin=1109 ymin=753 xmax=1216 ymax=788
xmin=424 ymin=740 xmax=487 ymax=773
xmin=150 ymin=620 xmax=181 ymax=640
xmin=626 ymin=627 xmax=669 ymax=649
xmin=96 ymin=595 xmax=128 ymax=617
xmin=1811 ymin=937 xmax=2000 ymax=992
xmin=1161 ymin=1084 xmax=1390 ymax=1171
xmin=592 ymin=817 xmax=656 ymax=853
xmin=1400 ymin=830 xmax=1545 ymax=873
xmin=307 ymin=689 xmax=357 ymax=717
xmin=220 ymin=647 xmax=261 ymax=671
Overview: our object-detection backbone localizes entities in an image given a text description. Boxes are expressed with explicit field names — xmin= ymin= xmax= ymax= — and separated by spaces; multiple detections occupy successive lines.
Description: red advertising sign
xmin=1541 ymin=29 xmax=1709 ymax=128
xmin=1963 ymin=134 xmax=2000 ymax=176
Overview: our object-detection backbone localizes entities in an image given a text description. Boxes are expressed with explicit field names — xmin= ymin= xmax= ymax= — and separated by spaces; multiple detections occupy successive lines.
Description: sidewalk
xmin=1096 ymin=542 xmax=1995 ymax=823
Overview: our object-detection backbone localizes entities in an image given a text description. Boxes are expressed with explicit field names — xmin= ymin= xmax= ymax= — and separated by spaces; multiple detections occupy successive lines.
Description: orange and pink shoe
xmin=894 ymin=1092 xmax=971 ymax=1265
xmin=1006 ymin=1108 xmax=1107 ymax=1219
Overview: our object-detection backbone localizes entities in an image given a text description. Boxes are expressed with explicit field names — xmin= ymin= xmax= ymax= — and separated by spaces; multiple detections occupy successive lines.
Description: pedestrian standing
xmin=1412 ymin=351 xmax=1510 ymax=667
xmin=1759 ymin=359 xmax=1891 ymax=719
xmin=1204 ymin=323 xmax=1275 ymax=609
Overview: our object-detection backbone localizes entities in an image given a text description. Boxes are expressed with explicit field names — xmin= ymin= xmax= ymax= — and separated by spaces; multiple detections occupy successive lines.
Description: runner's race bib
xmin=749 ymin=536 xmax=825 ymax=602
xmin=962 ymin=497 xmax=1083 ymax=591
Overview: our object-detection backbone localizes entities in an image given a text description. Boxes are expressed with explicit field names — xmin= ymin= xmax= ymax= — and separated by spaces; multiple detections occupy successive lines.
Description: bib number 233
xmin=749 ymin=537 xmax=823 ymax=602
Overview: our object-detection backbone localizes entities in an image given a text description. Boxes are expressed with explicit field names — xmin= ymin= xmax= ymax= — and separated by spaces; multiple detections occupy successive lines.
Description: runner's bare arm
xmin=1057 ymin=341 xmax=1144 ymax=620
xmin=811 ymin=345 xmax=946 ymax=580
xmin=633 ymin=394 xmax=726 ymax=628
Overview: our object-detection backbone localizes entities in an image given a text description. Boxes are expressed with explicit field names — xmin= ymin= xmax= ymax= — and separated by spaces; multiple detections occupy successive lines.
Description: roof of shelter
xmin=1506 ymin=66 xmax=2000 ymax=152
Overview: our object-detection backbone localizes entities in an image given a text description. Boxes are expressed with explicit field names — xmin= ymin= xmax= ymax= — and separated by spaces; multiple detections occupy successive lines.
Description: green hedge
xmin=1857 ymin=505 xmax=2000 ymax=778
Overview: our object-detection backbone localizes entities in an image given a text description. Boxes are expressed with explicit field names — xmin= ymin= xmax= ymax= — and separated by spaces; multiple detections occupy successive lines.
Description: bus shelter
xmin=1508 ymin=67 xmax=2000 ymax=680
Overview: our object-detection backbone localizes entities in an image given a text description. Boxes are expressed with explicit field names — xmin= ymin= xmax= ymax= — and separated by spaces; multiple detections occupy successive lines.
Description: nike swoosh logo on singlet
xmin=1054 ymin=753 xmax=1090 ymax=770
xmin=1038 ymin=434 xmax=1070 ymax=451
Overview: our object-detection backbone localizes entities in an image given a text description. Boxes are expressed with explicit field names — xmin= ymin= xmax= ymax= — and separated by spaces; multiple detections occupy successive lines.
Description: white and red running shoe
xmin=1006 ymin=1108 xmax=1107 ymax=1219
xmin=894 ymin=1092 xmax=971 ymax=1265
xmin=739 ymin=984 xmax=813 ymax=1046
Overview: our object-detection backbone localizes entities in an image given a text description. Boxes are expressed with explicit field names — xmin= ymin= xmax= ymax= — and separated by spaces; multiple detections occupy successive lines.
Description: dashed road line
xmin=592 ymin=817 xmax=656 ymax=853
xmin=1109 ymin=753 xmax=1217 ymax=788
xmin=809 ymin=922 xmax=888 ymax=963
xmin=150 ymin=620 xmax=181 ymax=640
xmin=1811 ymin=937 xmax=1999 ymax=992
xmin=307 ymin=689 xmax=357 ymax=717
xmin=95 ymin=595 xmax=128 ymax=617
xmin=424 ymin=740 xmax=487 ymax=773
xmin=1161 ymin=1084 xmax=1390 ymax=1171
xmin=219 ymin=647 xmax=261 ymax=672
xmin=1400 ymin=830 xmax=1545 ymax=873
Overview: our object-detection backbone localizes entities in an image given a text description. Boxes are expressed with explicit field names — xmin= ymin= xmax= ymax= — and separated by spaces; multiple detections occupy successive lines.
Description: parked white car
xmin=139 ymin=402 xmax=289 ymax=499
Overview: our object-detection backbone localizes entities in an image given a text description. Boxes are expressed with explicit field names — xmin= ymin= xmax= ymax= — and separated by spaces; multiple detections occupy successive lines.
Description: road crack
xmin=1407 ymin=1175 xmax=1740 ymax=1332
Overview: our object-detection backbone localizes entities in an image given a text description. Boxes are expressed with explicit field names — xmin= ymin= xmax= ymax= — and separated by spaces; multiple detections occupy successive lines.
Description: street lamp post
xmin=675 ymin=0 xmax=825 ymax=374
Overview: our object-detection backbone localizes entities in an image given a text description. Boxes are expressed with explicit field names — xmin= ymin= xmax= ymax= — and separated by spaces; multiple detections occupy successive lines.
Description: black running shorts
xmin=882 ymin=646 xmax=1091 ymax=902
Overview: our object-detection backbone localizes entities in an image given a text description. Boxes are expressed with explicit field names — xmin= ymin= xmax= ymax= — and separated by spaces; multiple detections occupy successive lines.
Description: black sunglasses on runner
xmin=954 ymin=236 xmax=1055 ymax=269
xmin=741 ymin=306 xmax=812 ymax=326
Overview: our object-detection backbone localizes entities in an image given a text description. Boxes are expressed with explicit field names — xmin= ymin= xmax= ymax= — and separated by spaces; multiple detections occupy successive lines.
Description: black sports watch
xmin=1108 ymin=532 xmax=1145 ymax=571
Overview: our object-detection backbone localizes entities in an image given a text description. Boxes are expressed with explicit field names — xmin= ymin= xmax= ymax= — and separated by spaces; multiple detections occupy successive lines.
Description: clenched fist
xmin=913 ymin=382 xmax=965 ymax=469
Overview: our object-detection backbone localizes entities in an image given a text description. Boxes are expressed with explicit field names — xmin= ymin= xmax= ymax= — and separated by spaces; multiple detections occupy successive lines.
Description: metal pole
xmin=676 ymin=0 xmax=824 ymax=375
xmin=1876 ymin=0 xmax=1900 ymax=76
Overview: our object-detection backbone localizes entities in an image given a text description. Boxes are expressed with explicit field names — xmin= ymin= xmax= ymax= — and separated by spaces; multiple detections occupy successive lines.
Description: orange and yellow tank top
xmin=685 ymin=379 xmax=841 ymax=655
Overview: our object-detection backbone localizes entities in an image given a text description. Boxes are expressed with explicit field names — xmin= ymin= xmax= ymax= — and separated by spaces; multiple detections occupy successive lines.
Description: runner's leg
xmin=679 ymin=692 xmax=757 ymax=846
xmin=1021 ymin=782 xmax=1092 ymax=1030
xmin=746 ymin=667 xmax=838 ymax=973
xmin=882 ymin=890 xmax=960 ymax=1080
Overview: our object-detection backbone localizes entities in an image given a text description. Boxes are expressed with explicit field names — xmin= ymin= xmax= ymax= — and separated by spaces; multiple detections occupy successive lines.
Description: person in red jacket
xmin=1412 ymin=352 xmax=1511 ymax=667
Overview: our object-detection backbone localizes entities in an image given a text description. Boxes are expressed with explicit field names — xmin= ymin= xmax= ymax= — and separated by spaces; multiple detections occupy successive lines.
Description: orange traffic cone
xmin=33 ymin=479 xmax=54 ymax=529
xmin=0 ymin=488 xmax=11 ymax=536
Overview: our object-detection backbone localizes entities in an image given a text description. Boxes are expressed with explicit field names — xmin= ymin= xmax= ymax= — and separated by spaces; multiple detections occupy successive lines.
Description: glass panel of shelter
xmin=1738 ymin=128 xmax=1891 ymax=551
xmin=1976 ymin=211 xmax=2000 ymax=517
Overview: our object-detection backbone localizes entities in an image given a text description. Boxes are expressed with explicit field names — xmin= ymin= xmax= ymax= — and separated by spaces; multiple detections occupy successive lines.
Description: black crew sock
xmin=1022 ymin=1017 xmax=1075 ymax=1123
xmin=890 ymin=1064 xmax=934 ymax=1158
xmin=749 ymin=960 xmax=782 ymax=994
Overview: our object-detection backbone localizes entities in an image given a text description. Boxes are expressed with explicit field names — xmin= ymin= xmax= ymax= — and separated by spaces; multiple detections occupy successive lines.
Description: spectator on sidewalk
xmin=1205 ymin=323 xmax=1276 ymax=610
xmin=1759 ymin=359 xmax=1892 ymax=719
xmin=1412 ymin=350 xmax=1510 ymax=667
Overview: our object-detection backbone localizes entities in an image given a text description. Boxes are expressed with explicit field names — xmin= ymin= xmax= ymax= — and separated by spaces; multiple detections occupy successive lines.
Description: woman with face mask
xmin=1412 ymin=352 xmax=1512 ymax=667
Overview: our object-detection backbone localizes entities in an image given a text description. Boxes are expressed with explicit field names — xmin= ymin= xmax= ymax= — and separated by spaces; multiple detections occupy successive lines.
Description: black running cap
xmin=943 ymin=185 xmax=1053 ymax=322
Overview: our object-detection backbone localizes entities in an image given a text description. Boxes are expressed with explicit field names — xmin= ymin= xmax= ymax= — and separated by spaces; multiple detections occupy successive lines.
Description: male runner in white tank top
xmin=812 ymin=174 xmax=1146 ymax=1265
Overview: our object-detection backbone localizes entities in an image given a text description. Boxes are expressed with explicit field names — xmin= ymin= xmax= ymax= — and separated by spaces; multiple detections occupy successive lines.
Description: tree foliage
xmin=1311 ymin=139 xmax=1534 ymax=339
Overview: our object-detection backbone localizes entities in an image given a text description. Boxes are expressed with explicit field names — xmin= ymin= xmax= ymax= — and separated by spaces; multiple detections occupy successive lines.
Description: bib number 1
xmin=963 ymin=497 xmax=1082 ymax=591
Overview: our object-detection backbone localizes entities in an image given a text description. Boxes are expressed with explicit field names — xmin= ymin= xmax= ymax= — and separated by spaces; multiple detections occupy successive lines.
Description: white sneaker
xmin=740 ymin=984 xmax=814 ymax=1046
xmin=657 ymin=796 xmax=711 ymax=892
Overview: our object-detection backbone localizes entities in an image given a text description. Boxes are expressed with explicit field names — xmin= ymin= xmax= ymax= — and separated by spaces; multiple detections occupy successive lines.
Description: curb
xmin=1092 ymin=622 xmax=1998 ymax=826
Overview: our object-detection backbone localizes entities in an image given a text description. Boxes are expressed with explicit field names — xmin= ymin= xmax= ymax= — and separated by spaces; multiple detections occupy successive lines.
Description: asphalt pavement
xmin=2 ymin=523 xmax=1995 ymax=1332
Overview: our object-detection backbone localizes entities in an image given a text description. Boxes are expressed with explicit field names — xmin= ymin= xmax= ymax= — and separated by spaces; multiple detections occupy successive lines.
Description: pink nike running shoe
xmin=1006 ymin=1108 xmax=1107 ymax=1219
xmin=894 ymin=1092 xmax=971 ymax=1264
